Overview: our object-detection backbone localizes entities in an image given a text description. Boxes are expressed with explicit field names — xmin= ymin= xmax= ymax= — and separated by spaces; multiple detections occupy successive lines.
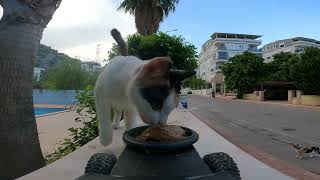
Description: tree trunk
xmin=135 ymin=0 xmax=163 ymax=36
xmin=0 ymin=0 xmax=61 ymax=179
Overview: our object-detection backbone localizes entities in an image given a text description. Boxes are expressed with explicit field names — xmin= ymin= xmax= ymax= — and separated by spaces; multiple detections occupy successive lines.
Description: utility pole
xmin=96 ymin=44 xmax=101 ymax=64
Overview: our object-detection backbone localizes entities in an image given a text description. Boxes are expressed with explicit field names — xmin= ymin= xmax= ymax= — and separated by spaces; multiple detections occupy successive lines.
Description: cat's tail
xmin=95 ymin=90 xmax=113 ymax=146
xmin=111 ymin=28 xmax=128 ymax=56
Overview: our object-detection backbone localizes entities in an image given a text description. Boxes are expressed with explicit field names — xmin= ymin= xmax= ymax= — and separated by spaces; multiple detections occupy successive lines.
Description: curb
xmin=189 ymin=110 xmax=320 ymax=180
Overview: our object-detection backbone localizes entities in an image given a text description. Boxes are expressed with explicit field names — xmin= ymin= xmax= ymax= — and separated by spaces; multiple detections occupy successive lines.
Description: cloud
xmin=41 ymin=0 xmax=136 ymax=62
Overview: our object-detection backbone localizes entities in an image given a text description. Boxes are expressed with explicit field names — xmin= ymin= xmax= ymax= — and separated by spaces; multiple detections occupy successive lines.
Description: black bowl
xmin=123 ymin=125 xmax=199 ymax=152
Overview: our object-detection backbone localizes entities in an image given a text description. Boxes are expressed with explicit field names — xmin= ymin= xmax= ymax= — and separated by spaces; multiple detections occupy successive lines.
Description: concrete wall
xmin=243 ymin=91 xmax=264 ymax=101
xmin=192 ymin=89 xmax=212 ymax=97
xmin=288 ymin=90 xmax=320 ymax=106
xmin=33 ymin=89 xmax=77 ymax=105
xmin=301 ymin=95 xmax=320 ymax=106
xmin=243 ymin=94 xmax=257 ymax=101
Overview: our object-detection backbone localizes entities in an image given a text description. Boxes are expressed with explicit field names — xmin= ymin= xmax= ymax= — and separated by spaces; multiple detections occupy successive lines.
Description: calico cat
xmin=291 ymin=144 xmax=320 ymax=159
xmin=94 ymin=29 xmax=194 ymax=146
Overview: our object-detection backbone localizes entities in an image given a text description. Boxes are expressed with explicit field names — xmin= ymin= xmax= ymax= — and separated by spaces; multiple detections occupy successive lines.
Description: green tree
xmin=291 ymin=47 xmax=320 ymax=94
xmin=0 ymin=0 xmax=62 ymax=178
xmin=264 ymin=52 xmax=299 ymax=81
xmin=109 ymin=33 xmax=197 ymax=71
xmin=222 ymin=52 xmax=264 ymax=98
xmin=184 ymin=76 xmax=208 ymax=89
xmin=45 ymin=59 xmax=99 ymax=90
xmin=33 ymin=77 xmax=47 ymax=89
xmin=118 ymin=0 xmax=179 ymax=35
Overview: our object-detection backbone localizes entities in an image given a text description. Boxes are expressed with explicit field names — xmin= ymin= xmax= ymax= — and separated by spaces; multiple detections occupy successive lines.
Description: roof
xmin=211 ymin=33 xmax=262 ymax=40
xmin=292 ymin=37 xmax=320 ymax=44
xmin=263 ymin=37 xmax=320 ymax=47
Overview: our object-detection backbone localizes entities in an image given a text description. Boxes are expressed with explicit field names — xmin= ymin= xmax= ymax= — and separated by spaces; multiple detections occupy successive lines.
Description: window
xmin=279 ymin=42 xmax=285 ymax=48
xmin=227 ymin=43 xmax=247 ymax=50
xmin=215 ymin=65 xmax=222 ymax=70
xmin=267 ymin=56 xmax=271 ymax=59
xmin=295 ymin=48 xmax=304 ymax=53
xmin=218 ymin=51 xmax=228 ymax=59
xmin=273 ymin=44 xmax=276 ymax=48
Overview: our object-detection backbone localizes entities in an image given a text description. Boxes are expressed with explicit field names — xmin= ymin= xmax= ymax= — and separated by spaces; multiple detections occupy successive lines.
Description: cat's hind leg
xmin=95 ymin=97 xmax=113 ymax=146
xmin=112 ymin=108 xmax=122 ymax=129
xmin=298 ymin=150 xmax=303 ymax=159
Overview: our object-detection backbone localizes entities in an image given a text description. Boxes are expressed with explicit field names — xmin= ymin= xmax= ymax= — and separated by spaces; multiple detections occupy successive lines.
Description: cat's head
xmin=130 ymin=57 xmax=195 ymax=125
xmin=291 ymin=144 xmax=301 ymax=149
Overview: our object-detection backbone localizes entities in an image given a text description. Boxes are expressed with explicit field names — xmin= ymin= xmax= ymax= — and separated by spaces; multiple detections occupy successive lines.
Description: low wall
xmin=301 ymin=95 xmax=320 ymax=106
xmin=192 ymin=89 xmax=211 ymax=96
xmin=243 ymin=94 xmax=256 ymax=101
xmin=33 ymin=89 xmax=77 ymax=105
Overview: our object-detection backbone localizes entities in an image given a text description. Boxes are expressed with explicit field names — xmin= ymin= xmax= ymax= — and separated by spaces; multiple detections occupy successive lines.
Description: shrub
xmin=108 ymin=32 xmax=197 ymax=71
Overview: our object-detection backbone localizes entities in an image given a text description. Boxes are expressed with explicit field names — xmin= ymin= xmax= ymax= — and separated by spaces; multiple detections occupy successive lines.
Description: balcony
xmin=247 ymin=48 xmax=262 ymax=53
xmin=214 ymin=38 xmax=262 ymax=45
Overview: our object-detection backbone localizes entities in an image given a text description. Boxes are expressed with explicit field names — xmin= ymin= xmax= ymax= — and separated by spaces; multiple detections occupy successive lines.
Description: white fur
xmin=94 ymin=56 xmax=177 ymax=146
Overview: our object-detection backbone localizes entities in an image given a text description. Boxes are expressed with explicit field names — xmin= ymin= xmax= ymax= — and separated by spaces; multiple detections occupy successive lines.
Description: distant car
xmin=187 ymin=91 xmax=192 ymax=94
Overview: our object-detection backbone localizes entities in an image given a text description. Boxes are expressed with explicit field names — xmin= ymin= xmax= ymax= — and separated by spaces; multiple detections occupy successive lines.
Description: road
xmin=188 ymin=95 xmax=320 ymax=175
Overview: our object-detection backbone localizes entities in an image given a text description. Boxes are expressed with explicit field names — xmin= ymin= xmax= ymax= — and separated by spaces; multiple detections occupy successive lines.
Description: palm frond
xmin=118 ymin=0 xmax=141 ymax=14
xmin=160 ymin=0 xmax=179 ymax=16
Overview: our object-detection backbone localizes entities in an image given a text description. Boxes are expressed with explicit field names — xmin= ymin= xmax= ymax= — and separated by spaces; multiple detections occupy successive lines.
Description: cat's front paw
xmin=112 ymin=123 xmax=120 ymax=129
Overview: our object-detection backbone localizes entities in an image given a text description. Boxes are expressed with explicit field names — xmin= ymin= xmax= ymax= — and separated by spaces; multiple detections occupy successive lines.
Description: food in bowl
xmin=136 ymin=125 xmax=187 ymax=142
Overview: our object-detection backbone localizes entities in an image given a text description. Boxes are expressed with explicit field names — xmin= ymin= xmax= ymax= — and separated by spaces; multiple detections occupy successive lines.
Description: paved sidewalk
xmin=36 ymin=111 xmax=81 ymax=155
xmin=20 ymin=108 xmax=293 ymax=180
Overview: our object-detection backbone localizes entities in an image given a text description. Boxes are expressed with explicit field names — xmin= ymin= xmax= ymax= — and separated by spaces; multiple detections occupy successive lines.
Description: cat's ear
xmin=136 ymin=57 xmax=172 ymax=86
xmin=138 ymin=57 xmax=172 ymax=78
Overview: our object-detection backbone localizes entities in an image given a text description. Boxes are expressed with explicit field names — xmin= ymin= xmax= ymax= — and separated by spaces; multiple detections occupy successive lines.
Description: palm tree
xmin=0 ymin=0 xmax=62 ymax=179
xmin=118 ymin=0 xmax=179 ymax=35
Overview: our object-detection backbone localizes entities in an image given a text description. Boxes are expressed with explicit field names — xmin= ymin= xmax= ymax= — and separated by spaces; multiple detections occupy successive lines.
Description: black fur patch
xmin=140 ymin=86 xmax=171 ymax=111
xmin=304 ymin=147 xmax=320 ymax=153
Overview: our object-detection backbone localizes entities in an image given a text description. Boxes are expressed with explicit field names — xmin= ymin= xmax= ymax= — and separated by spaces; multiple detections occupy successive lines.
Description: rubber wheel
xmin=203 ymin=152 xmax=241 ymax=180
xmin=85 ymin=153 xmax=117 ymax=175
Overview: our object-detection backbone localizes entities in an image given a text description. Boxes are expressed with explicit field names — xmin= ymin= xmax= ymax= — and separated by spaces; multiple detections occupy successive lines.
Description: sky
xmin=1 ymin=0 xmax=320 ymax=63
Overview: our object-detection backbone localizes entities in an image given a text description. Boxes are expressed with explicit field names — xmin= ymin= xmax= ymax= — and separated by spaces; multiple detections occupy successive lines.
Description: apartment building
xmin=198 ymin=33 xmax=262 ymax=94
xmin=262 ymin=37 xmax=320 ymax=62
xmin=81 ymin=61 xmax=103 ymax=73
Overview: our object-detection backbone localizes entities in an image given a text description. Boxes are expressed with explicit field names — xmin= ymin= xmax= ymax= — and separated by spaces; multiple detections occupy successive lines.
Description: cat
xmin=291 ymin=144 xmax=320 ymax=159
xmin=94 ymin=29 xmax=194 ymax=146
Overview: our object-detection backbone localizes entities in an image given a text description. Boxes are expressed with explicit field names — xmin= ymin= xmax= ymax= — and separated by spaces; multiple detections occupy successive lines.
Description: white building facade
xmin=81 ymin=61 xmax=103 ymax=73
xmin=262 ymin=37 xmax=320 ymax=63
xmin=198 ymin=33 xmax=262 ymax=94
xmin=33 ymin=67 xmax=45 ymax=81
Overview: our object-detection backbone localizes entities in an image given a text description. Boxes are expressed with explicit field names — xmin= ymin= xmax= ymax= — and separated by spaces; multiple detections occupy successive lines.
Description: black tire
xmin=203 ymin=152 xmax=241 ymax=180
xmin=85 ymin=153 xmax=117 ymax=175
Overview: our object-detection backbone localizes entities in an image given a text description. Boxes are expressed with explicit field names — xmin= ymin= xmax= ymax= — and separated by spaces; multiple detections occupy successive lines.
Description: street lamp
xmin=165 ymin=29 xmax=178 ymax=33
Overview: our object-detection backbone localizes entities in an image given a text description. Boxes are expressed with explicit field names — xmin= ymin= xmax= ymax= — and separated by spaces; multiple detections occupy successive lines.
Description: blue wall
xmin=33 ymin=89 xmax=77 ymax=105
